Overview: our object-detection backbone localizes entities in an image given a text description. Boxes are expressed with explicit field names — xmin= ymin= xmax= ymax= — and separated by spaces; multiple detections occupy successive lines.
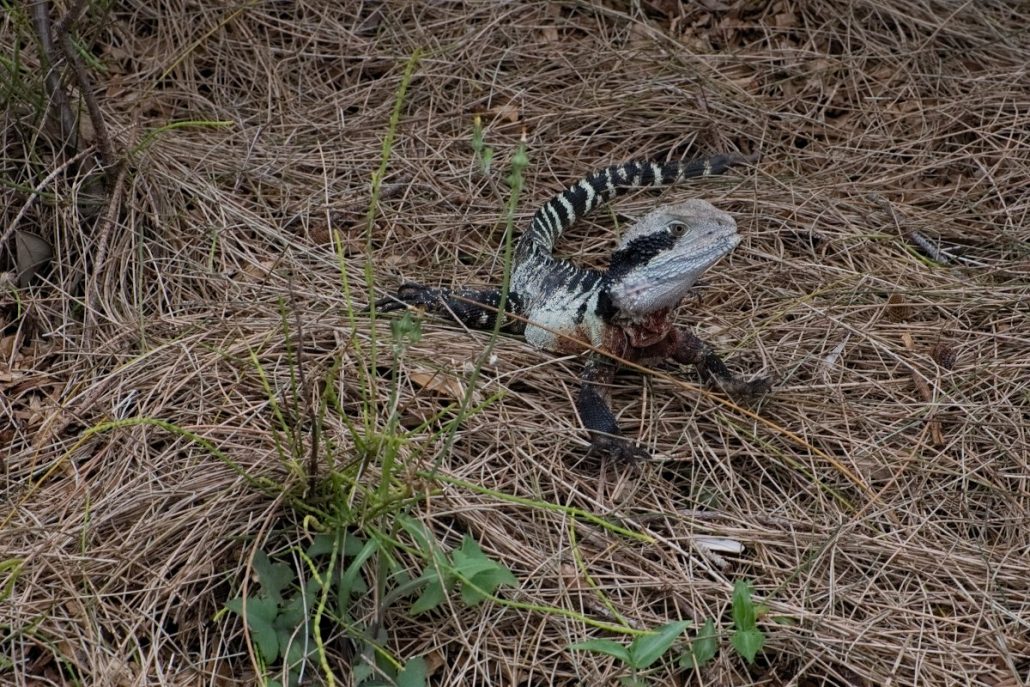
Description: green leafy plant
xmin=679 ymin=617 xmax=718 ymax=670
xmin=729 ymin=579 xmax=766 ymax=663
xmin=570 ymin=620 xmax=691 ymax=685
xmin=225 ymin=550 xmax=320 ymax=687
xmin=405 ymin=525 xmax=518 ymax=615
xmin=225 ymin=522 xmax=518 ymax=687
xmin=568 ymin=580 xmax=768 ymax=683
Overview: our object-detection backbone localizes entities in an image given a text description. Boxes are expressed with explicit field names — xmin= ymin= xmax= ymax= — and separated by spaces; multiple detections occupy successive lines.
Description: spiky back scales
xmin=517 ymin=153 xmax=756 ymax=258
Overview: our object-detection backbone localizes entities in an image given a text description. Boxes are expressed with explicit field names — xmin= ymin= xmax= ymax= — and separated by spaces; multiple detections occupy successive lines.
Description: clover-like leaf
xmin=253 ymin=551 xmax=294 ymax=605
xmin=226 ymin=595 xmax=280 ymax=662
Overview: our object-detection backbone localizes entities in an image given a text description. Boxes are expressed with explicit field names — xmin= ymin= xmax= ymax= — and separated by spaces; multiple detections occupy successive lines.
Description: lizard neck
xmin=595 ymin=285 xmax=675 ymax=348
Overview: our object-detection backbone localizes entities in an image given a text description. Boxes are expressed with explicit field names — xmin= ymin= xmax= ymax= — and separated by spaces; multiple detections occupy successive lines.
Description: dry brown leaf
xmin=0 ymin=334 xmax=17 ymax=359
xmin=409 ymin=369 xmax=477 ymax=403
xmin=486 ymin=103 xmax=521 ymax=124
xmin=14 ymin=231 xmax=52 ymax=288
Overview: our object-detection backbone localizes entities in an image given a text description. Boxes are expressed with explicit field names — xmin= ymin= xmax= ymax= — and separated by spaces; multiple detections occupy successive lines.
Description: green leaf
xmin=452 ymin=535 xmax=517 ymax=605
xmin=305 ymin=533 xmax=335 ymax=558
xmin=618 ymin=677 xmax=649 ymax=687
xmin=731 ymin=580 xmax=757 ymax=631
xmin=225 ymin=595 xmax=280 ymax=662
xmin=283 ymin=632 xmax=314 ymax=679
xmin=568 ymin=639 xmax=631 ymax=664
xmin=396 ymin=657 xmax=429 ymax=687
xmin=353 ymin=661 xmax=375 ymax=686
xmin=462 ymin=565 xmax=518 ymax=606
xmin=343 ymin=531 xmax=366 ymax=557
xmin=339 ymin=537 xmax=378 ymax=599
xmin=459 ymin=580 xmax=486 ymax=606
xmin=253 ymin=621 xmax=281 ymax=661
xmin=681 ymin=618 xmax=718 ymax=669
xmin=730 ymin=628 xmax=765 ymax=664
xmin=0 ymin=559 xmax=24 ymax=604
xmin=277 ymin=583 xmax=317 ymax=628
xmin=390 ymin=312 xmax=421 ymax=345
xmin=627 ymin=620 xmax=690 ymax=669
xmin=306 ymin=529 xmax=358 ymax=560
xmin=410 ymin=575 xmax=447 ymax=615
xmin=225 ymin=594 xmax=278 ymax=625
xmin=253 ymin=551 xmax=294 ymax=605
xmin=451 ymin=536 xmax=492 ymax=571
xmin=399 ymin=515 xmax=434 ymax=553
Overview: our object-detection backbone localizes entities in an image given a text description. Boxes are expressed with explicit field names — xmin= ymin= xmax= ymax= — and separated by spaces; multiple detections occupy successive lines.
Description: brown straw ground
xmin=2 ymin=1 xmax=1028 ymax=685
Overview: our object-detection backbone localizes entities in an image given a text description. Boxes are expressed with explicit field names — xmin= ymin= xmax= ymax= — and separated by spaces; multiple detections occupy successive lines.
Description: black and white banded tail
xmin=521 ymin=153 xmax=757 ymax=254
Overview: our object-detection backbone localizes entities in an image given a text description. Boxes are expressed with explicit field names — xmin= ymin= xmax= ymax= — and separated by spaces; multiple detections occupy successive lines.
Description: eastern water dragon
xmin=375 ymin=153 xmax=771 ymax=459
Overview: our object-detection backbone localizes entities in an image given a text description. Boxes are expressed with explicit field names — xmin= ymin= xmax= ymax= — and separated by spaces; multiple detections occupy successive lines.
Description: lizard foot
xmin=373 ymin=282 xmax=441 ymax=313
xmin=717 ymin=375 xmax=774 ymax=403
xmin=586 ymin=433 xmax=651 ymax=461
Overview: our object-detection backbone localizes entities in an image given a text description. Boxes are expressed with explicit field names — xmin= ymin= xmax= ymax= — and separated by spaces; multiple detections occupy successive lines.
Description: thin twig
xmin=53 ymin=0 xmax=118 ymax=173
xmin=31 ymin=0 xmax=78 ymax=149
xmin=84 ymin=163 xmax=127 ymax=348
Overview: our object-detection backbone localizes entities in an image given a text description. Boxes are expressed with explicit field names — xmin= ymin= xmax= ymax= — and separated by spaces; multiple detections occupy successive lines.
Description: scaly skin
xmin=376 ymin=154 xmax=770 ymax=459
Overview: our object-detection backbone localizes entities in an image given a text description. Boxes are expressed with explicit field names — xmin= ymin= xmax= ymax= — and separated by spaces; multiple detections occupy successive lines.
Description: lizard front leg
xmin=577 ymin=353 xmax=650 ymax=460
xmin=374 ymin=283 xmax=523 ymax=333
xmin=661 ymin=327 xmax=772 ymax=401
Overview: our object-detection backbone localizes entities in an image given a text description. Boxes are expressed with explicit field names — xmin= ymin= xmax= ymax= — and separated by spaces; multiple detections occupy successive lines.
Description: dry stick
xmin=53 ymin=0 xmax=118 ymax=174
xmin=868 ymin=193 xmax=953 ymax=266
xmin=901 ymin=333 xmax=946 ymax=447
xmin=84 ymin=164 xmax=127 ymax=348
xmin=31 ymin=0 xmax=77 ymax=149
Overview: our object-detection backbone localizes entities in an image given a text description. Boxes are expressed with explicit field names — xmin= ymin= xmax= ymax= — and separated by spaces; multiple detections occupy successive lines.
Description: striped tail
xmin=521 ymin=153 xmax=757 ymax=253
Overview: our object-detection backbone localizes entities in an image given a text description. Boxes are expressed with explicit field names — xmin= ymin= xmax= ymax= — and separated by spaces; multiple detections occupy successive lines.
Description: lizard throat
xmin=617 ymin=309 xmax=674 ymax=347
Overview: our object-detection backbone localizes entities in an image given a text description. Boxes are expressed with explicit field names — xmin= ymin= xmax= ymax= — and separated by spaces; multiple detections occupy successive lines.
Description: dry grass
xmin=2 ymin=1 xmax=1029 ymax=685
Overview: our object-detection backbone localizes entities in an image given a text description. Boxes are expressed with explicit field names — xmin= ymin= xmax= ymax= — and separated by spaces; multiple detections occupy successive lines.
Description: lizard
xmin=374 ymin=153 xmax=771 ymax=459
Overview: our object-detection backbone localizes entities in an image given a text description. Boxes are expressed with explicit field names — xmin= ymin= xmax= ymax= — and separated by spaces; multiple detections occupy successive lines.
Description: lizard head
xmin=604 ymin=199 xmax=740 ymax=316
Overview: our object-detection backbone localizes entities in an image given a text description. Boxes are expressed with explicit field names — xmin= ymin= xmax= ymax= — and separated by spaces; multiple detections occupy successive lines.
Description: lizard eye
xmin=668 ymin=221 xmax=689 ymax=237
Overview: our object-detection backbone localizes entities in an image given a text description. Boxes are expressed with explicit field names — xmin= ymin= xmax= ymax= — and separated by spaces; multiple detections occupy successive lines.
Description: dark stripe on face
xmin=578 ymin=270 xmax=603 ymax=293
xmin=607 ymin=230 xmax=677 ymax=280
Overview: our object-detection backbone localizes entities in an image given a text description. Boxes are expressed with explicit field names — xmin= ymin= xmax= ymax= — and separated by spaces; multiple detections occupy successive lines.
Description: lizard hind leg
xmin=375 ymin=282 xmax=520 ymax=332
